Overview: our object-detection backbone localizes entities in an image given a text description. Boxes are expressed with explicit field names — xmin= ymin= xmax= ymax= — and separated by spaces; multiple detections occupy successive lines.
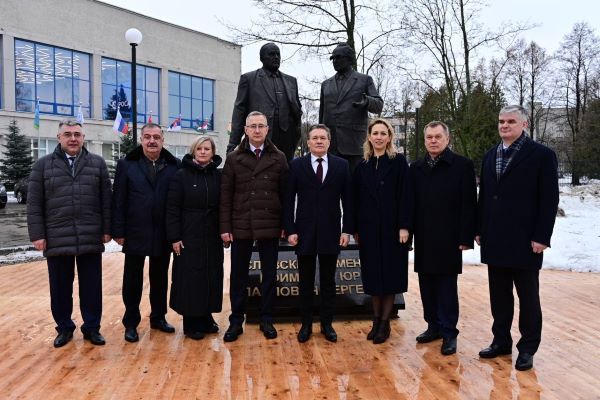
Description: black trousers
xmin=488 ymin=266 xmax=542 ymax=355
xmin=47 ymin=253 xmax=102 ymax=334
xmin=418 ymin=273 xmax=459 ymax=339
xmin=297 ymin=254 xmax=338 ymax=325
xmin=229 ymin=238 xmax=278 ymax=324
xmin=122 ymin=253 xmax=170 ymax=328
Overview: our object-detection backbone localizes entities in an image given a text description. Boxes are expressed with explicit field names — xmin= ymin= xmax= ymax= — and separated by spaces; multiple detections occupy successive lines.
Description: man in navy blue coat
xmin=112 ymin=123 xmax=181 ymax=343
xmin=476 ymin=105 xmax=559 ymax=371
xmin=283 ymin=124 xmax=354 ymax=343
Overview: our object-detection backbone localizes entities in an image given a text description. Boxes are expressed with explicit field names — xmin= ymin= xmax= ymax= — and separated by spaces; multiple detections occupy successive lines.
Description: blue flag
xmin=33 ymin=99 xmax=40 ymax=130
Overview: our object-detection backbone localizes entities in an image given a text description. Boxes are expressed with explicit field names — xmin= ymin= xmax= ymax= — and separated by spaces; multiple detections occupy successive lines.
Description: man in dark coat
xmin=319 ymin=43 xmax=384 ymax=171
xmin=227 ymin=43 xmax=303 ymax=161
xmin=476 ymin=105 xmax=559 ymax=371
xmin=112 ymin=123 xmax=181 ymax=343
xmin=410 ymin=121 xmax=477 ymax=356
xmin=283 ymin=124 xmax=354 ymax=343
xmin=27 ymin=119 xmax=112 ymax=348
xmin=220 ymin=111 xmax=289 ymax=342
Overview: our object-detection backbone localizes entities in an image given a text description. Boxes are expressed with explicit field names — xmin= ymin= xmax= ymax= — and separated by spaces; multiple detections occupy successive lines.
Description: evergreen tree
xmin=0 ymin=120 xmax=33 ymax=190
xmin=118 ymin=124 xmax=137 ymax=157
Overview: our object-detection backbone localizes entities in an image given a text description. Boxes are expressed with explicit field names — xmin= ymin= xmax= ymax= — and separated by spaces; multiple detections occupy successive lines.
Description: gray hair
xmin=245 ymin=111 xmax=268 ymax=125
xmin=423 ymin=120 xmax=450 ymax=136
xmin=499 ymin=105 xmax=528 ymax=121
xmin=58 ymin=119 xmax=82 ymax=129
xmin=141 ymin=122 xmax=164 ymax=135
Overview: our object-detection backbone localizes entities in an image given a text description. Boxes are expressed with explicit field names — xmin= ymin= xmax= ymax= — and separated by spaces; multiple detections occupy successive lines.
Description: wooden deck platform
xmin=0 ymin=252 xmax=598 ymax=399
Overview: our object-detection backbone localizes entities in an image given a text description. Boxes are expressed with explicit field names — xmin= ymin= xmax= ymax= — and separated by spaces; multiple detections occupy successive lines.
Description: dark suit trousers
xmin=488 ymin=266 xmax=542 ymax=354
xmin=297 ymin=254 xmax=338 ymax=325
xmin=270 ymin=118 xmax=295 ymax=162
xmin=47 ymin=253 xmax=102 ymax=333
xmin=229 ymin=238 xmax=278 ymax=324
xmin=418 ymin=273 xmax=459 ymax=339
xmin=122 ymin=253 xmax=170 ymax=328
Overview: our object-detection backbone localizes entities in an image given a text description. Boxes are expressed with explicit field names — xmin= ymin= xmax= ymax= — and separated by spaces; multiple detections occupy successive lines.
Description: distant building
xmin=0 ymin=0 xmax=241 ymax=168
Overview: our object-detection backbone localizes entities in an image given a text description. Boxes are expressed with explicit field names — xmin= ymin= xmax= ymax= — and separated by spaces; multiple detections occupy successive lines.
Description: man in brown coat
xmin=220 ymin=111 xmax=288 ymax=342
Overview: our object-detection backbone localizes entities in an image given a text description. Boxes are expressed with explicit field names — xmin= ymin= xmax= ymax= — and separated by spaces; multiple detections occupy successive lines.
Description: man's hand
xmin=32 ymin=239 xmax=46 ymax=251
xmin=459 ymin=245 xmax=472 ymax=251
xmin=475 ymin=235 xmax=481 ymax=246
xmin=226 ymin=144 xmax=236 ymax=154
xmin=221 ymin=233 xmax=233 ymax=248
xmin=288 ymin=234 xmax=298 ymax=246
xmin=103 ymin=234 xmax=112 ymax=244
xmin=115 ymin=237 xmax=125 ymax=246
xmin=340 ymin=233 xmax=350 ymax=247
xmin=352 ymin=93 xmax=368 ymax=108
xmin=399 ymin=229 xmax=409 ymax=243
xmin=531 ymin=241 xmax=547 ymax=254
xmin=172 ymin=241 xmax=184 ymax=256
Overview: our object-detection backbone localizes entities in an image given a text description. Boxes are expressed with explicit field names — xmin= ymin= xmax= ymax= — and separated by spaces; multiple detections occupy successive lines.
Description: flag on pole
xmin=148 ymin=111 xmax=153 ymax=124
xmin=33 ymin=99 xmax=40 ymax=130
xmin=76 ymin=103 xmax=85 ymax=125
xmin=200 ymin=119 xmax=208 ymax=130
xmin=168 ymin=116 xmax=182 ymax=132
xmin=112 ymin=108 xmax=129 ymax=134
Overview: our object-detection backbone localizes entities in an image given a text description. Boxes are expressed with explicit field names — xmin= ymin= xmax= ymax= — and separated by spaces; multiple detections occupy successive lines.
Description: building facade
xmin=0 ymin=0 xmax=241 ymax=167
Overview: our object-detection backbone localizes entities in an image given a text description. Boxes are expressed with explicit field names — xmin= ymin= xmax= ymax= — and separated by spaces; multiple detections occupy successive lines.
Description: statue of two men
xmin=228 ymin=42 xmax=383 ymax=167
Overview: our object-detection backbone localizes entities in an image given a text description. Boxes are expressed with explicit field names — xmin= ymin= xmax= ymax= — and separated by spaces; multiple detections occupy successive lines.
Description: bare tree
xmin=556 ymin=22 xmax=600 ymax=185
xmin=224 ymin=0 xmax=401 ymax=74
xmin=398 ymin=0 xmax=529 ymax=157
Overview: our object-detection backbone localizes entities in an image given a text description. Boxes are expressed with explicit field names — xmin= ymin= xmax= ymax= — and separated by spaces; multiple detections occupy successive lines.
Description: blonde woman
xmin=353 ymin=118 xmax=413 ymax=344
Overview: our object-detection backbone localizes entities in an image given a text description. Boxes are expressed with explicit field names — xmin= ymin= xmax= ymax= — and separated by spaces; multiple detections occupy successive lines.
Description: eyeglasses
xmin=246 ymin=124 xmax=268 ymax=130
xmin=61 ymin=132 xmax=83 ymax=139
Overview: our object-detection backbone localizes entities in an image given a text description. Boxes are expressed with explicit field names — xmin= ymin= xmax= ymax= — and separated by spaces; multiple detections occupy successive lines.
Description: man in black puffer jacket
xmin=27 ymin=119 xmax=112 ymax=348
xmin=111 ymin=123 xmax=181 ymax=343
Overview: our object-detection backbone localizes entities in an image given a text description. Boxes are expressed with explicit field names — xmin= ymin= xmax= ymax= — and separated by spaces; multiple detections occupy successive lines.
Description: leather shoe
xmin=223 ymin=324 xmax=243 ymax=342
xmin=259 ymin=321 xmax=278 ymax=339
xmin=200 ymin=315 xmax=219 ymax=334
xmin=83 ymin=330 xmax=106 ymax=346
xmin=416 ymin=329 xmax=442 ymax=343
xmin=185 ymin=331 xmax=205 ymax=340
xmin=367 ymin=318 xmax=381 ymax=341
xmin=297 ymin=324 xmax=312 ymax=343
xmin=53 ymin=331 xmax=73 ymax=348
xmin=150 ymin=319 xmax=175 ymax=333
xmin=124 ymin=327 xmax=139 ymax=343
xmin=479 ymin=343 xmax=512 ymax=358
xmin=515 ymin=353 xmax=534 ymax=371
xmin=321 ymin=324 xmax=337 ymax=343
xmin=373 ymin=319 xmax=390 ymax=344
xmin=441 ymin=337 xmax=457 ymax=355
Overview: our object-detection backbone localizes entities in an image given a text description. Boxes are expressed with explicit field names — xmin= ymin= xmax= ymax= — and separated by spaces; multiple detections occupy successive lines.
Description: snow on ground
xmin=2 ymin=184 xmax=599 ymax=271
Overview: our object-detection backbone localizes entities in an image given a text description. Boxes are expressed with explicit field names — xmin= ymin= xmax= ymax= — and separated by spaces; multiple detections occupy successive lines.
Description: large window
xmin=15 ymin=39 xmax=91 ymax=117
xmin=102 ymin=57 xmax=159 ymax=123
xmin=30 ymin=138 xmax=59 ymax=160
xmin=168 ymin=71 xmax=214 ymax=130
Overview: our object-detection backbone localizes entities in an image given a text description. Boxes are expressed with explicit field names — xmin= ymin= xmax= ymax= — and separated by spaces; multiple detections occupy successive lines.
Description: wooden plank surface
xmin=0 ymin=253 xmax=599 ymax=399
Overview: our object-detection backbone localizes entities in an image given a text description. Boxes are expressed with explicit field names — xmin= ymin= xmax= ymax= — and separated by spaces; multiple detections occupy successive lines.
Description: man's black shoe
xmin=124 ymin=327 xmax=139 ymax=342
xmin=150 ymin=319 xmax=175 ymax=333
xmin=200 ymin=315 xmax=219 ymax=333
xmin=479 ymin=343 xmax=512 ymax=358
xmin=53 ymin=331 xmax=73 ymax=348
xmin=441 ymin=337 xmax=457 ymax=355
xmin=259 ymin=321 xmax=278 ymax=339
xmin=321 ymin=324 xmax=337 ymax=343
xmin=297 ymin=324 xmax=312 ymax=343
xmin=416 ymin=329 xmax=442 ymax=343
xmin=515 ymin=353 xmax=534 ymax=371
xmin=83 ymin=330 xmax=106 ymax=346
xmin=223 ymin=324 xmax=243 ymax=342
xmin=185 ymin=331 xmax=205 ymax=340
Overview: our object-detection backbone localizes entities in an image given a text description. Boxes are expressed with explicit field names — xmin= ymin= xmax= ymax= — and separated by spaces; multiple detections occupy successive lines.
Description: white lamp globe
xmin=412 ymin=100 xmax=422 ymax=109
xmin=125 ymin=28 xmax=143 ymax=45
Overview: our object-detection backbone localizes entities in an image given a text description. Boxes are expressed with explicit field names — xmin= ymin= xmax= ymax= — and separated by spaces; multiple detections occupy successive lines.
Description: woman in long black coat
xmin=354 ymin=118 xmax=412 ymax=344
xmin=166 ymin=136 xmax=224 ymax=340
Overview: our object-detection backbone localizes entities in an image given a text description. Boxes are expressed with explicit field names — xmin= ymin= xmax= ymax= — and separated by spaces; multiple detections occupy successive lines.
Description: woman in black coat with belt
xmin=353 ymin=118 xmax=412 ymax=344
xmin=166 ymin=136 xmax=224 ymax=340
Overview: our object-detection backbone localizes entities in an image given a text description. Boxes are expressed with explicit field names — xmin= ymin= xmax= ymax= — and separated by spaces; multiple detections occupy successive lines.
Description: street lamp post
xmin=125 ymin=28 xmax=143 ymax=145
xmin=413 ymin=100 xmax=422 ymax=161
